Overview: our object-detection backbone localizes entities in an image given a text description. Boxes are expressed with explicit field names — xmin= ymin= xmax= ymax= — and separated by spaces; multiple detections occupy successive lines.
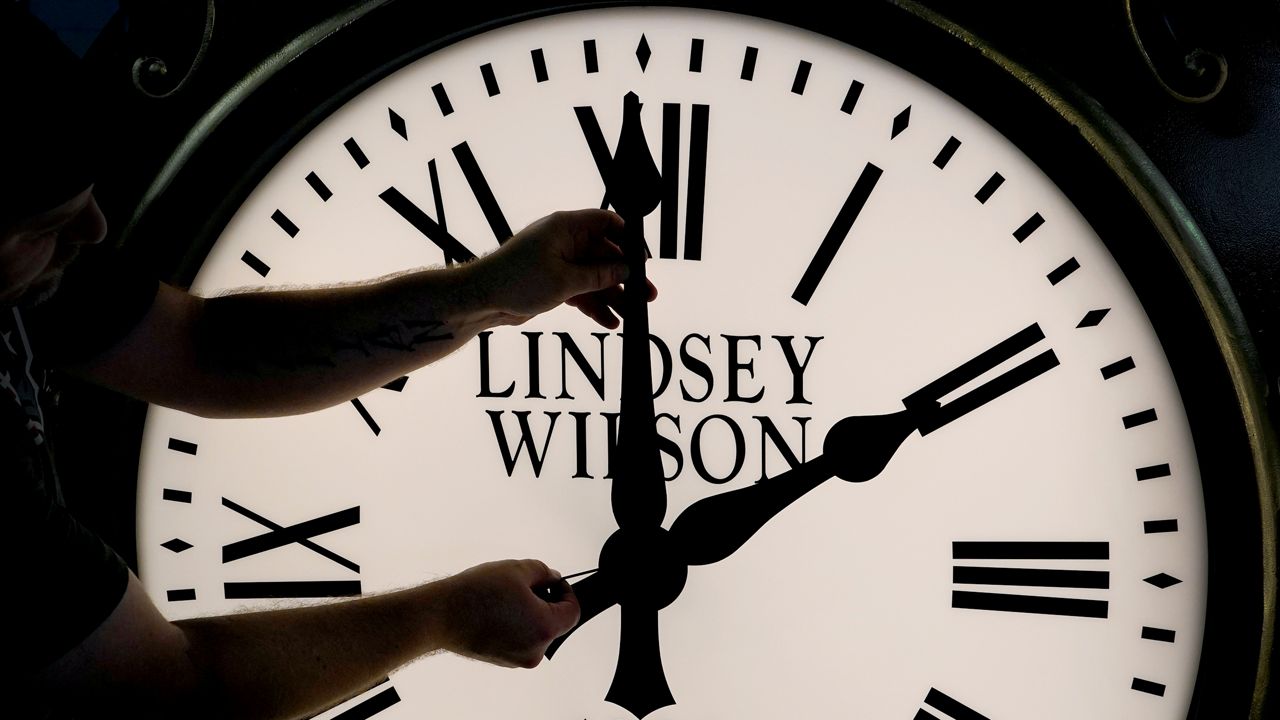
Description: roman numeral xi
xmin=380 ymin=141 xmax=513 ymax=265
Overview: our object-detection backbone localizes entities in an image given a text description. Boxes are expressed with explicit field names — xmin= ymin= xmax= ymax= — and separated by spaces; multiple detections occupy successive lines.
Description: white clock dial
xmin=137 ymin=7 xmax=1209 ymax=719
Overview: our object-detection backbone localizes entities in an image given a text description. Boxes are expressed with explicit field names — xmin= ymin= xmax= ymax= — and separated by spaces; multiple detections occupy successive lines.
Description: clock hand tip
xmin=536 ymin=568 xmax=599 ymax=602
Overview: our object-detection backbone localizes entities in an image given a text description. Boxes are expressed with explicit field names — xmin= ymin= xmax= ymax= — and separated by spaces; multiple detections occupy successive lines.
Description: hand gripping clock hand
xmin=545 ymin=92 xmax=679 ymax=720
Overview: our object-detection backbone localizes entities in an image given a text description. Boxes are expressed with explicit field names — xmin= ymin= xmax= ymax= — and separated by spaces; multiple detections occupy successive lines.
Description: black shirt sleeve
xmin=5 ymin=408 xmax=130 ymax=670
xmin=18 ymin=472 xmax=130 ymax=669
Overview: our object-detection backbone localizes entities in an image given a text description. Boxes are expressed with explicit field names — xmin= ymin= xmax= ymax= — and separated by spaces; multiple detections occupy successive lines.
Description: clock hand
xmin=669 ymin=323 xmax=1059 ymax=566
xmin=605 ymin=603 xmax=676 ymax=719
xmin=669 ymin=413 xmax=912 ymax=566
xmin=544 ymin=570 xmax=618 ymax=658
xmin=548 ymin=94 xmax=679 ymax=719
xmin=535 ymin=568 xmax=598 ymax=602
xmin=549 ymin=323 xmax=1061 ymax=656
xmin=902 ymin=322 xmax=1060 ymax=435
xmin=609 ymin=90 xmax=665 ymax=533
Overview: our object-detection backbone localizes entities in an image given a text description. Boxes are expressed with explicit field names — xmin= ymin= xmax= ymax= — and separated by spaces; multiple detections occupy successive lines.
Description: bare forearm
xmin=71 ymin=209 xmax=632 ymax=417
xmin=174 ymin=583 xmax=448 ymax=720
xmin=40 ymin=562 xmax=573 ymax=719
xmin=190 ymin=262 xmax=506 ymax=417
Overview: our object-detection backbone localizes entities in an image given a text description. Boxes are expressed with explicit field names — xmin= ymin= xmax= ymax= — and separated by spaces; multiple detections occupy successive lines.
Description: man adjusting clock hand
xmin=4 ymin=6 xmax=654 ymax=719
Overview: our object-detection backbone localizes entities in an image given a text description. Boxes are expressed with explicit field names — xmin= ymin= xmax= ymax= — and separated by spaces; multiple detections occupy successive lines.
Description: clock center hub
xmin=599 ymin=526 xmax=688 ymax=611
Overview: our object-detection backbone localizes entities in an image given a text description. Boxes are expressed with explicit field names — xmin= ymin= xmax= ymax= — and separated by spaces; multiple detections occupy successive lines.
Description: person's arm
xmin=37 ymin=560 xmax=578 ymax=720
xmin=67 ymin=209 xmax=648 ymax=417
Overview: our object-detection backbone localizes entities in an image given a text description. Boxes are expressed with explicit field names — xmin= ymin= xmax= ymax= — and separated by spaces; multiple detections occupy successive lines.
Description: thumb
xmin=544 ymin=584 xmax=581 ymax=630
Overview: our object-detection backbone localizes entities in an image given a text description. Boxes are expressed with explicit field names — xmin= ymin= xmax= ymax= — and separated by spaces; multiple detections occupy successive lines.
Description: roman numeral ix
xmin=220 ymin=498 xmax=362 ymax=599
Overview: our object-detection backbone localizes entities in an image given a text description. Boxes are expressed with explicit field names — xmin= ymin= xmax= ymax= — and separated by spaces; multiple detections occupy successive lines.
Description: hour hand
xmin=667 ymin=322 xmax=1060 ymax=566
xmin=668 ymin=410 xmax=915 ymax=566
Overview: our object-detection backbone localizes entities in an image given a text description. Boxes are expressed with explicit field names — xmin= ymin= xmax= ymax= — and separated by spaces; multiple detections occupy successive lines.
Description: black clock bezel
xmin=121 ymin=1 xmax=1274 ymax=717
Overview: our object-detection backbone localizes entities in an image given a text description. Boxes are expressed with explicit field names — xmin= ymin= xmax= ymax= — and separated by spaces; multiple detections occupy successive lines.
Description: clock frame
xmin=119 ymin=2 xmax=1275 ymax=718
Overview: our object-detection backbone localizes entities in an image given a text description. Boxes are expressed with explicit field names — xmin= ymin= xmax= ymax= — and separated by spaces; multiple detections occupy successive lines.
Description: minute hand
xmin=610 ymin=90 xmax=665 ymax=531
xmin=668 ymin=322 xmax=1059 ymax=567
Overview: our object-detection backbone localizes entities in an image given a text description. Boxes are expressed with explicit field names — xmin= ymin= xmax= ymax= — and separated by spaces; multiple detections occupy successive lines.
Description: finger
xmin=571 ymin=303 xmax=618 ymax=330
xmin=544 ymin=584 xmax=582 ymax=628
xmin=567 ymin=210 xmax=626 ymax=256
xmin=589 ymin=285 xmax=625 ymax=315
xmin=572 ymin=285 xmax=623 ymax=327
xmin=520 ymin=558 xmax=562 ymax=587
xmin=567 ymin=258 xmax=629 ymax=295
xmin=575 ymin=295 xmax=620 ymax=329
xmin=578 ymin=208 xmax=625 ymax=236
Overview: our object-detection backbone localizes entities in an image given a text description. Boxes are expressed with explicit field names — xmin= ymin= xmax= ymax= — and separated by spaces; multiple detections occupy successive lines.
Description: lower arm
xmin=191 ymin=263 xmax=504 ymax=417
xmin=175 ymin=582 xmax=449 ymax=720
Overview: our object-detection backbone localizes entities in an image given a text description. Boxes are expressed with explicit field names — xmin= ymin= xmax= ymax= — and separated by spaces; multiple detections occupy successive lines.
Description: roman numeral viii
xmin=952 ymin=541 xmax=1110 ymax=619
xmin=575 ymin=101 xmax=709 ymax=260
xmin=380 ymin=141 xmax=512 ymax=264
xmin=220 ymin=498 xmax=362 ymax=598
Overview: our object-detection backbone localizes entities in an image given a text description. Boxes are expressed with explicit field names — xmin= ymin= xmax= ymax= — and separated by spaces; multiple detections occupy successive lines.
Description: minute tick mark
xmin=974 ymin=172 xmax=1004 ymax=203
xmin=933 ymin=136 xmax=961 ymax=168
xmin=841 ymin=78 xmax=864 ymax=114
xmin=791 ymin=60 xmax=812 ymax=95
xmin=531 ymin=48 xmax=549 ymax=82
xmin=741 ymin=46 xmax=758 ymax=80
xmin=480 ymin=63 xmax=500 ymax=96
xmin=344 ymin=138 xmax=370 ymax=168
xmin=689 ymin=38 xmax=704 ymax=72
xmin=432 ymin=83 xmax=454 ymax=116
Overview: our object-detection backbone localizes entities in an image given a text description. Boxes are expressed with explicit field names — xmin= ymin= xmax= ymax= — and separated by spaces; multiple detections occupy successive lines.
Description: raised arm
xmin=67 ymin=209 xmax=646 ymax=417
xmin=36 ymin=561 xmax=578 ymax=720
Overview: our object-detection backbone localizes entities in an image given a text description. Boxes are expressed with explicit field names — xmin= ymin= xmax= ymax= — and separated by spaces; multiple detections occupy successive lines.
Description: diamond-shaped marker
xmin=162 ymin=538 xmax=194 ymax=554
xmin=389 ymin=108 xmax=407 ymax=140
xmin=1077 ymin=308 xmax=1111 ymax=328
xmin=636 ymin=35 xmax=652 ymax=71
xmin=1144 ymin=573 xmax=1182 ymax=589
xmin=891 ymin=105 xmax=911 ymax=139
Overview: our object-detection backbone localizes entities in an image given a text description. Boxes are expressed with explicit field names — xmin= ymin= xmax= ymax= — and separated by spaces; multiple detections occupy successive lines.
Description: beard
xmin=17 ymin=244 xmax=81 ymax=307
xmin=19 ymin=269 xmax=67 ymax=307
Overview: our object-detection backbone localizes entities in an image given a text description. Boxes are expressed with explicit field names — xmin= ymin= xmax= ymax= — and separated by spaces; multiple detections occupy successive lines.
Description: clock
xmin=124 ymin=2 xmax=1274 ymax=719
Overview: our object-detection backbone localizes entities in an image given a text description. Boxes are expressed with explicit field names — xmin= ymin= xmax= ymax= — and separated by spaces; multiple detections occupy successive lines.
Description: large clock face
xmin=133 ymin=6 xmax=1225 ymax=719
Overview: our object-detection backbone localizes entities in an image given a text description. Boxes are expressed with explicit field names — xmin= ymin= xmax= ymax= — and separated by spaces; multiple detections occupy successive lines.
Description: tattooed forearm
xmin=347 ymin=320 xmax=453 ymax=356
xmin=198 ymin=291 xmax=456 ymax=376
